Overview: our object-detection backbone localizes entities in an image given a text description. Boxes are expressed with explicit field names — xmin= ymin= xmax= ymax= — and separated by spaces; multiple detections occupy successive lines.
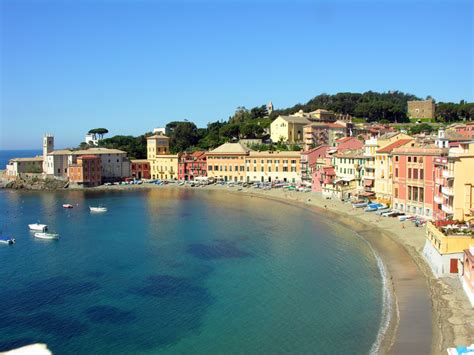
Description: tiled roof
xmin=49 ymin=149 xmax=73 ymax=155
xmin=147 ymin=134 xmax=169 ymax=140
xmin=73 ymin=148 xmax=127 ymax=155
xmin=208 ymin=142 xmax=250 ymax=154
xmin=277 ymin=115 xmax=311 ymax=124
xmin=376 ymin=139 xmax=413 ymax=154
xmin=9 ymin=156 xmax=43 ymax=162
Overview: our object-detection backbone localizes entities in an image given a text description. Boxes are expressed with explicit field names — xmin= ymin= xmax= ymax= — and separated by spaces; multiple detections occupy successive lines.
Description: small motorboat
xmin=352 ymin=202 xmax=368 ymax=208
xmin=34 ymin=232 xmax=59 ymax=240
xmin=62 ymin=204 xmax=73 ymax=209
xmin=0 ymin=237 xmax=15 ymax=245
xmin=28 ymin=223 xmax=48 ymax=231
xmin=89 ymin=206 xmax=107 ymax=213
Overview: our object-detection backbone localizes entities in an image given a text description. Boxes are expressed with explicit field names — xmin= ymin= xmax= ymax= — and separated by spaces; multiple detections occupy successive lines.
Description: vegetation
xmin=97 ymin=133 xmax=151 ymax=159
xmin=85 ymin=91 xmax=472 ymax=157
xmin=88 ymin=128 xmax=109 ymax=139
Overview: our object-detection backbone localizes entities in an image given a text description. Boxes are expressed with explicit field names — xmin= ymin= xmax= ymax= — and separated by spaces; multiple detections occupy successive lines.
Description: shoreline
xmin=3 ymin=183 xmax=474 ymax=353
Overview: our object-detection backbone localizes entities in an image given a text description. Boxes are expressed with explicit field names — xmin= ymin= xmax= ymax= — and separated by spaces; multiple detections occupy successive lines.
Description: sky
xmin=1 ymin=0 xmax=473 ymax=149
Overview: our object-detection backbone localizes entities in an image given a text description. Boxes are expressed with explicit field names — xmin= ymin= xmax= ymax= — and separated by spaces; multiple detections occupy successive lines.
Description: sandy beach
xmin=24 ymin=182 xmax=474 ymax=353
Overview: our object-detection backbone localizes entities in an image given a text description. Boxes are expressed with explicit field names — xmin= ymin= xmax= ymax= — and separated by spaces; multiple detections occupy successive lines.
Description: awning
xmin=358 ymin=191 xmax=375 ymax=197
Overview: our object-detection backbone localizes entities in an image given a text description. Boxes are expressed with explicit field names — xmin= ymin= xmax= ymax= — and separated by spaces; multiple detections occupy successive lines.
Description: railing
xmin=442 ymin=170 xmax=454 ymax=179
xmin=434 ymin=195 xmax=443 ymax=204
xmin=441 ymin=186 xmax=454 ymax=196
xmin=441 ymin=204 xmax=453 ymax=214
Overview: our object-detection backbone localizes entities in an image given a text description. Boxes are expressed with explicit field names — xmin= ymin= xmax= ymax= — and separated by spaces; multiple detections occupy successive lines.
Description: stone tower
xmin=267 ymin=101 xmax=273 ymax=115
xmin=43 ymin=134 xmax=54 ymax=173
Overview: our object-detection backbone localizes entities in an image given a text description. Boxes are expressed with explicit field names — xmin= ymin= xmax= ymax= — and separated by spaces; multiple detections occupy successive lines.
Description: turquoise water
xmin=0 ymin=188 xmax=383 ymax=354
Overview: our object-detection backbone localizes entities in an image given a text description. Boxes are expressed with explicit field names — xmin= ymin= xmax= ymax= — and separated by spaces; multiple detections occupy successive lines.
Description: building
xmin=461 ymin=247 xmax=474 ymax=306
xmin=178 ymin=151 xmax=207 ymax=181
xmin=328 ymin=149 xmax=369 ymax=199
xmin=300 ymin=145 xmax=330 ymax=182
xmin=147 ymin=134 xmax=179 ymax=180
xmin=303 ymin=122 xmax=347 ymax=150
xmin=310 ymin=109 xmax=336 ymax=121
xmin=423 ymin=221 xmax=474 ymax=277
xmin=407 ymin=99 xmax=436 ymax=120
xmin=206 ymin=142 xmax=250 ymax=182
xmin=42 ymin=135 xmax=130 ymax=181
xmin=153 ymin=127 xmax=166 ymax=135
xmin=392 ymin=145 xmax=448 ymax=219
xmin=270 ymin=115 xmax=310 ymax=144
xmin=434 ymin=141 xmax=474 ymax=222
xmin=374 ymin=139 xmax=413 ymax=204
xmin=68 ymin=155 xmax=102 ymax=187
xmin=245 ymin=151 xmax=301 ymax=183
xmin=84 ymin=133 xmax=99 ymax=146
xmin=131 ymin=160 xmax=151 ymax=180
xmin=5 ymin=157 xmax=43 ymax=178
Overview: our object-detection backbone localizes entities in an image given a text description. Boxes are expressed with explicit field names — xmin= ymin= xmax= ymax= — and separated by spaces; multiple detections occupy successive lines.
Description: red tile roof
xmin=376 ymin=139 xmax=413 ymax=154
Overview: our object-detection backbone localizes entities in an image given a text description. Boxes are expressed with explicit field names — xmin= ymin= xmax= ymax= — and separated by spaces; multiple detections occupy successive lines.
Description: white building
xmin=42 ymin=134 xmax=131 ymax=181
xmin=6 ymin=157 xmax=43 ymax=177
xmin=84 ymin=133 xmax=100 ymax=146
xmin=153 ymin=127 xmax=166 ymax=135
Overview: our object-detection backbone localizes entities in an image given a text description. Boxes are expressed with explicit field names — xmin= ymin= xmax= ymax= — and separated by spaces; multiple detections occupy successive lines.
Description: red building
xmin=131 ymin=159 xmax=150 ymax=180
xmin=68 ymin=155 xmax=102 ymax=187
xmin=334 ymin=136 xmax=364 ymax=150
xmin=392 ymin=146 xmax=448 ymax=219
xmin=178 ymin=151 xmax=207 ymax=181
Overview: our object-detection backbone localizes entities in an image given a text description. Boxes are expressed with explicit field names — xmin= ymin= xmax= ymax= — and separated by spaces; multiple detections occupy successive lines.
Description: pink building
xmin=312 ymin=166 xmax=335 ymax=192
xmin=301 ymin=145 xmax=330 ymax=182
xmin=178 ymin=151 xmax=207 ymax=181
xmin=462 ymin=247 xmax=474 ymax=306
xmin=392 ymin=146 xmax=448 ymax=219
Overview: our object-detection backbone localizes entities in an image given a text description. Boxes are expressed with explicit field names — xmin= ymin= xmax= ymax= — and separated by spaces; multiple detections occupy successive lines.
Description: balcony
xmin=434 ymin=195 xmax=443 ymax=204
xmin=435 ymin=178 xmax=444 ymax=185
xmin=441 ymin=204 xmax=453 ymax=214
xmin=442 ymin=170 xmax=454 ymax=179
xmin=441 ymin=186 xmax=454 ymax=196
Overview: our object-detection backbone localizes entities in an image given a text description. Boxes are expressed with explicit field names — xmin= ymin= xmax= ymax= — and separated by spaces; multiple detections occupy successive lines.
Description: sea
xmin=0 ymin=188 xmax=384 ymax=354
xmin=0 ymin=150 xmax=42 ymax=169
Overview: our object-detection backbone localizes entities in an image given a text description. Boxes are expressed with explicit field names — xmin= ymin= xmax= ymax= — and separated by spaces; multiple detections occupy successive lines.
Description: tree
xmin=88 ymin=128 xmax=109 ymax=139
xmin=166 ymin=121 xmax=200 ymax=153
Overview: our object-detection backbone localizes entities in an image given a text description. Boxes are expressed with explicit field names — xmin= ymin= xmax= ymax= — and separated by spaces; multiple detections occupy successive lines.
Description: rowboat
xmin=62 ymin=204 xmax=73 ymax=208
xmin=0 ymin=237 xmax=15 ymax=245
xmin=352 ymin=202 xmax=367 ymax=208
xmin=34 ymin=232 xmax=59 ymax=240
xmin=28 ymin=223 xmax=48 ymax=231
xmin=90 ymin=206 xmax=107 ymax=213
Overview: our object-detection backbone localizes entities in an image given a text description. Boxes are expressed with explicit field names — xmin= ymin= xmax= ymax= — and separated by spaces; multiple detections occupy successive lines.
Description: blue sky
xmin=1 ymin=0 xmax=473 ymax=149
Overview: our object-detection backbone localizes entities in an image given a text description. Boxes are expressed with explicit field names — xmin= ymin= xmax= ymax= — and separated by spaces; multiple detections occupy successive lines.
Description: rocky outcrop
xmin=2 ymin=176 xmax=68 ymax=190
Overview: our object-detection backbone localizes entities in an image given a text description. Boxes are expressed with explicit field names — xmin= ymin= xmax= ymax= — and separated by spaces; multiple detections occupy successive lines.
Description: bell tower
xmin=43 ymin=134 xmax=54 ymax=173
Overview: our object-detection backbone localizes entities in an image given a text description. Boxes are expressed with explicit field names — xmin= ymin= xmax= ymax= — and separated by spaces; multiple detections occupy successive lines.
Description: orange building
xmin=68 ymin=155 xmax=102 ymax=187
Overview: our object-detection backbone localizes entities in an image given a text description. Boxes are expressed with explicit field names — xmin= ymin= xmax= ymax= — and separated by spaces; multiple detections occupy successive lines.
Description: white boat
xmin=62 ymin=204 xmax=73 ymax=209
xmin=89 ymin=206 xmax=107 ymax=213
xmin=28 ymin=223 xmax=48 ymax=231
xmin=0 ymin=237 xmax=15 ymax=245
xmin=34 ymin=232 xmax=59 ymax=240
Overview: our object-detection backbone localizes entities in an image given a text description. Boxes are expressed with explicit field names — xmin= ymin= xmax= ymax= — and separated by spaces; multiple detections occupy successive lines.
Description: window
xmin=414 ymin=157 xmax=417 ymax=163
xmin=291 ymin=160 xmax=296 ymax=164
xmin=408 ymin=157 xmax=411 ymax=162
xmin=395 ymin=156 xmax=399 ymax=162
xmin=395 ymin=168 xmax=398 ymax=177
xmin=413 ymin=169 xmax=418 ymax=179
xmin=420 ymin=169 xmax=424 ymax=179
xmin=419 ymin=187 xmax=424 ymax=202
xmin=283 ymin=167 xmax=288 ymax=172
xmin=408 ymin=186 xmax=412 ymax=200
xmin=408 ymin=168 xmax=412 ymax=179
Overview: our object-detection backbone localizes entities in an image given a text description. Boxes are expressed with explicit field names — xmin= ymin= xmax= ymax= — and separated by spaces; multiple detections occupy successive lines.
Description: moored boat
xmin=34 ymin=232 xmax=59 ymax=240
xmin=62 ymin=204 xmax=73 ymax=208
xmin=352 ymin=202 xmax=368 ymax=208
xmin=28 ymin=223 xmax=48 ymax=231
xmin=89 ymin=206 xmax=107 ymax=213
xmin=0 ymin=237 xmax=15 ymax=245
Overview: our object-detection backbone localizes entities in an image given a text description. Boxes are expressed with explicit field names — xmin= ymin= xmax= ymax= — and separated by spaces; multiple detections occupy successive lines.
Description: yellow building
xmin=446 ymin=141 xmax=474 ymax=222
xmin=270 ymin=115 xmax=310 ymax=144
xmin=147 ymin=134 xmax=179 ymax=180
xmin=206 ymin=142 xmax=250 ymax=182
xmin=423 ymin=221 xmax=474 ymax=277
xmin=245 ymin=151 xmax=301 ymax=183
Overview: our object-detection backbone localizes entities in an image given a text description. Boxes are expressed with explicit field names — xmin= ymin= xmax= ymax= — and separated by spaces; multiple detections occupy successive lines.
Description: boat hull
xmin=34 ymin=233 xmax=59 ymax=240
xmin=28 ymin=224 xmax=48 ymax=231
